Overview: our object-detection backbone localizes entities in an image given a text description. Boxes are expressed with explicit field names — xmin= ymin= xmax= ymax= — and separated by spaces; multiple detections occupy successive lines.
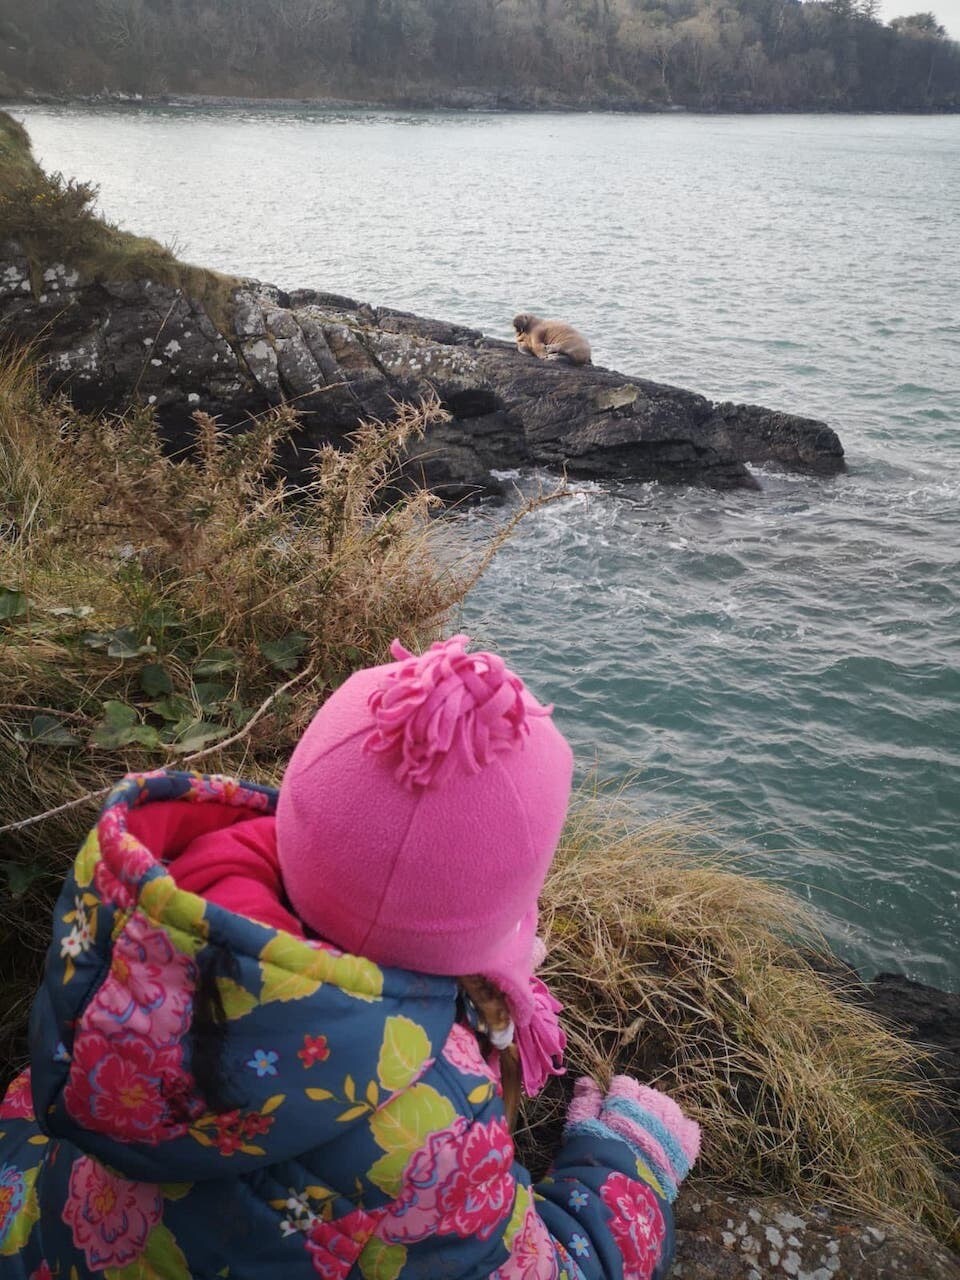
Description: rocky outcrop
xmin=674 ymin=973 xmax=960 ymax=1277
xmin=674 ymin=1192 xmax=960 ymax=1279
xmin=0 ymin=251 xmax=845 ymax=500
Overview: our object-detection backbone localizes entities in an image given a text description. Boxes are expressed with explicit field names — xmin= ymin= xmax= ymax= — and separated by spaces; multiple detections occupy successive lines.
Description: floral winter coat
xmin=0 ymin=771 xmax=676 ymax=1280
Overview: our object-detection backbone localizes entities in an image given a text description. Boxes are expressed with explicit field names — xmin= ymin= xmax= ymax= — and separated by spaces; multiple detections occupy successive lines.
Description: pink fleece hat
xmin=276 ymin=635 xmax=574 ymax=1082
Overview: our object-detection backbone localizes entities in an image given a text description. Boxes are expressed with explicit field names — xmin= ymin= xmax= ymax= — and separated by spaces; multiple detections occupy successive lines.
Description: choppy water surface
xmin=15 ymin=105 xmax=960 ymax=986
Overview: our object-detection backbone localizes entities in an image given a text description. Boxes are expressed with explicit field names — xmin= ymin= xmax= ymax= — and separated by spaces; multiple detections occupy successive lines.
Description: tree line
xmin=1 ymin=0 xmax=958 ymax=111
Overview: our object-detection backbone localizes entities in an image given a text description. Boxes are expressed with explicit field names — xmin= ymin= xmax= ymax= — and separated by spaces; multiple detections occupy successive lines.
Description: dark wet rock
xmin=673 ymin=1190 xmax=960 ymax=1279
xmin=863 ymin=973 xmax=960 ymax=1175
xmin=0 ymin=252 xmax=845 ymax=500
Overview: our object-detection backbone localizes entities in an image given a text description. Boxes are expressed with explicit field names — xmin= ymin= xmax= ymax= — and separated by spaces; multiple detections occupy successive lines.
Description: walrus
xmin=512 ymin=313 xmax=592 ymax=366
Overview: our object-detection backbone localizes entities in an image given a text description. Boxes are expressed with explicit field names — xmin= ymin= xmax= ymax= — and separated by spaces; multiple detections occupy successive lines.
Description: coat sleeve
xmin=492 ymin=1076 xmax=698 ymax=1280
xmin=523 ymin=1131 xmax=676 ymax=1280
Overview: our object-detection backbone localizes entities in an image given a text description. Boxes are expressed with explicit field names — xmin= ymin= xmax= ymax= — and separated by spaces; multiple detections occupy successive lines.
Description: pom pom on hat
xmin=365 ymin=636 xmax=550 ymax=788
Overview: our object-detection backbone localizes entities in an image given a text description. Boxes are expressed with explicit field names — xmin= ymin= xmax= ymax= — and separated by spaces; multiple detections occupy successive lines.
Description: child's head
xmin=276 ymin=635 xmax=573 ymax=1009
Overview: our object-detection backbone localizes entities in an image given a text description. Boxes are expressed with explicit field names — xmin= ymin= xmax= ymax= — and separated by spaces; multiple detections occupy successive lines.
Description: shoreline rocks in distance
xmin=0 ymin=252 xmax=844 ymax=502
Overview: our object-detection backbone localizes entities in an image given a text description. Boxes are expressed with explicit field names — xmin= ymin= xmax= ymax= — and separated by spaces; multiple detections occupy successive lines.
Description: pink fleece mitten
xmin=564 ymin=1073 xmax=700 ymax=1203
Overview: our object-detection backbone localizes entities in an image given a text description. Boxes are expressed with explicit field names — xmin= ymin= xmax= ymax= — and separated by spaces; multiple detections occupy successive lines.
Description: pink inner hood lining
xmin=128 ymin=803 xmax=303 ymax=937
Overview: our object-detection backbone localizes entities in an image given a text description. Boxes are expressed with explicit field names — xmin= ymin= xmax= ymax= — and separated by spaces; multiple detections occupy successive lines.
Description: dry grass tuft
xmin=526 ymin=799 xmax=958 ymax=1246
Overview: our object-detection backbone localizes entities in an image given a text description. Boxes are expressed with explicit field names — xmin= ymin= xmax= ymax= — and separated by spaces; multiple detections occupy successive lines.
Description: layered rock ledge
xmin=0 ymin=254 xmax=844 ymax=500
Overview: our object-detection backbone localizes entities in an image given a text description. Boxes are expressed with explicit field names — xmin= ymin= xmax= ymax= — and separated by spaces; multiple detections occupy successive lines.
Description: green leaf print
xmin=73 ymin=829 xmax=101 ymax=889
xmin=377 ymin=1015 xmax=431 ymax=1093
xmin=359 ymin=1236 xmax=407 ymax=1280
xmin=0 ymin=1165 xmax=39 ymax=1257
xmin=258 ymin=932 xmax=384 ymax=1006
xmin=367 ymin=1148 xmax=410 ymax=1197
xmin=369 ymin=1083 xmax=456 ymax=1194
xmin=501 ymin=1183 xmax=533 ymax=1253
xmin=216 ymin=977 xmax=258 ymax=1020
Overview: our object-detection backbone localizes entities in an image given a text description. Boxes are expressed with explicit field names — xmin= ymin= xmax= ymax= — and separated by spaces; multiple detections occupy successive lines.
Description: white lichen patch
xmin=775 ymin=1211 xmax=807 ymax=1232
xmin=163 ymin=340 xmax=181 ymax=357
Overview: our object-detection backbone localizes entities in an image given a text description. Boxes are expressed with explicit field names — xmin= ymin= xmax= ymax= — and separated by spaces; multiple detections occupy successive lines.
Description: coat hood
xmin=30 ymin=770 xmax=458 ymax=1185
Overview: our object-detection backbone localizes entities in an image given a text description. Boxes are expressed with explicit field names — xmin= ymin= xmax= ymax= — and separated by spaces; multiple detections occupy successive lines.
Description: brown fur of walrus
xmin=512 ymin=313 xmax=592 ymax=366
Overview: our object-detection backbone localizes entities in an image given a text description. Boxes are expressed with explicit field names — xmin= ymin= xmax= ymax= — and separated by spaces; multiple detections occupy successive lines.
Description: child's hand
xmin=563 ymin=1074 xmax=700 ymax=1202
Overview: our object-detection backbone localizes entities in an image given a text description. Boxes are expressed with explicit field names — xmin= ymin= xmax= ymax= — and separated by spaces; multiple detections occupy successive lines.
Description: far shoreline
xmin=5 ymin=90 xmax=960 ymax=117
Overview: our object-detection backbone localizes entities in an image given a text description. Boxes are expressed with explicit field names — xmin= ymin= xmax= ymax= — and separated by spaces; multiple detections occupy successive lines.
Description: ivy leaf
xmin=192 ymin=680 xmax=229 ymax=709
xmin=15 ymin=714 xmax=82 ymax=748
xmin=150 ymin=694 xmax=193 ymax=724
xmin=140 ymin=663 xmax=173 ymax=697
xmin=91 ymin=701 xmax=161 ymax=749
xmin=226 ymin=700 xmax=256 ymax=728
xmin=106 ymin=626 xmax=156 ymax=659
xmin=142 ymin=605 xmax=185 ymax=634
xmin=193 ymin=648 xmax=239 ymax=677
xmin=260 ymin=634 xmax=308 ymax=673
xmin=0 ymin=586 xmax=28 ymax=620
xmin=1 ymin=861 xmax=48 ymax=898
xmin=168 ymin=720 xmax=231 ymax=753
xmin=377 ymin=1016 xmax=431 ymax=1093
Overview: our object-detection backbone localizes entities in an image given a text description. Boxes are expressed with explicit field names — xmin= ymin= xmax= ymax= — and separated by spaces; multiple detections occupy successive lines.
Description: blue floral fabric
xmin=0 ymin=770 xmax=675 ymax=1280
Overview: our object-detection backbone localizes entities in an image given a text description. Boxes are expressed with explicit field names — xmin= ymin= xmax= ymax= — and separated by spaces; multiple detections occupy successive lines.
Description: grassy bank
xmin=0 ymin=110 xmax=235 ymax=317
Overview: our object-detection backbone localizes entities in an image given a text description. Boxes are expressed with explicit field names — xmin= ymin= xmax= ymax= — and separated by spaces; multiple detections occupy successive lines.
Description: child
xmin=0 ymin=635 xmax=699 ymax=1279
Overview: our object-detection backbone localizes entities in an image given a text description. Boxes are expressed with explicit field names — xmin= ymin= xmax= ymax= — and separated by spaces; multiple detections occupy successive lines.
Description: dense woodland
xmin=0 ymin=0 xmax=958 ymax=110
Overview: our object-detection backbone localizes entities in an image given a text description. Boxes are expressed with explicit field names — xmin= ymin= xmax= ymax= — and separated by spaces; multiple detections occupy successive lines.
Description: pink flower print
xmin=380 ymin=1115 xmax=516 ymax=1244
xmin=435 ymin=1116 xmax=515 ymax=1239
xmin=0 ymin=1069 xmax=34 ymax=1121
xmin=599 ymin=1171 xmax=666 ymax=1280
xmin=442 ymin=1022 xmax=498 ymax=1083
xmin=93 ymin=857 xmax=131 ymax=911
xmin=306 ymin=1208 xmax=380 ymax=1280
xmin=379 ymin=1118 xmax=470 ymax=1244
xmin=199 ymin=775 xmax=273 ymax=812
xmin=86 ymin=912 xmax=195 ymax=1048
xmin=490 ymin=1202 xmax=560 ymax=1280
xmin=0 ymin=1164 xmax=26 ymax=1248
xmin=63 ymin=1156 xmax=162 ymax=1272
xmin=93 ymin=813 xmax=156 ymax=908
xmin=29 ymin=1263 xmax=53 ymax=1280
xmin=298 ymin=1034 xmax=331 ymax=1067
xmin=64 ymin=1031 xmax=189 ymax=1144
